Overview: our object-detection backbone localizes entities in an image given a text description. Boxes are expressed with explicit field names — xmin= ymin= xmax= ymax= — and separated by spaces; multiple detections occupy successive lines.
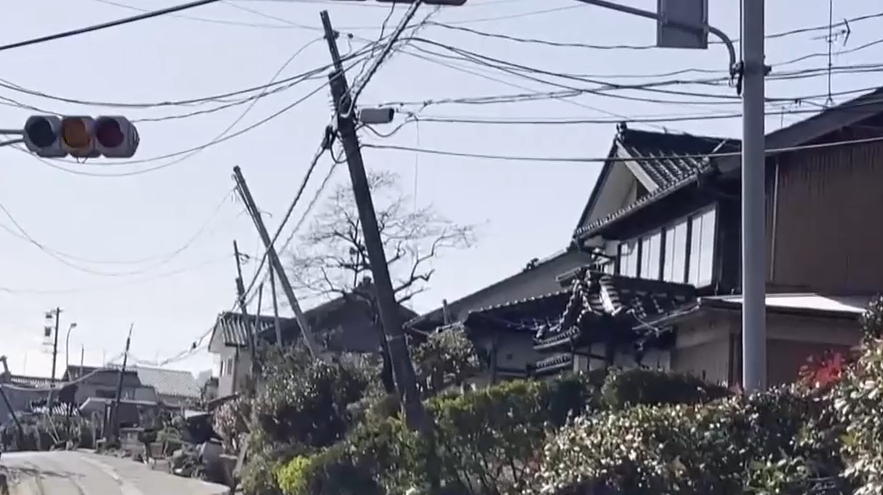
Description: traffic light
xmin=375 ymin=0 xmax=466 ymax=4
xmin=23 ymin=115 xmax=140 ymax=159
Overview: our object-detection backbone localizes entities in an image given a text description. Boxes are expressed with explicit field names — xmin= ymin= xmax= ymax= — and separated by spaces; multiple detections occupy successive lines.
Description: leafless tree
xmin=288 ymin=170 xmax=476 ymax=392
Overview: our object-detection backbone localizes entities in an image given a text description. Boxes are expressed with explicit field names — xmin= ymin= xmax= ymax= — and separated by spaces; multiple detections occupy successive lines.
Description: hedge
xmin=273 ymin=368 xmax=731 ymax=495
xmin=532 ymin=385 xmax=843 ymax=495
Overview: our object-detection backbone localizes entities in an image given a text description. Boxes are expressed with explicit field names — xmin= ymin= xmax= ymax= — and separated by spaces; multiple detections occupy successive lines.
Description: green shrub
xmin=834 ymin=296 xmax=883 ymax=495
xmin=275 ymin=418 xmax=417 ymax=495
xmin=251 ymin=346 xmax=371 ymax=450
xmin=600 ymin=368 xmax=730 ymax=410
xmin=532 ymin=386 xmax=842 ymax=495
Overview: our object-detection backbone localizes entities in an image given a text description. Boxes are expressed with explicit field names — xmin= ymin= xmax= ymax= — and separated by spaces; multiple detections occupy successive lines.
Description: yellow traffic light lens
xmin=61 ymin=119 xmax=90 ymax=149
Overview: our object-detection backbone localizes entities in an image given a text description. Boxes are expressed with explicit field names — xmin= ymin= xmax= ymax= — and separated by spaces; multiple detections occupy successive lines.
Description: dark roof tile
xmin=534 ymin=269 xmax=696 ymax=349
xmin=618 ymin=128 xmax=738 ymax=188
xmin=574 ymin=129 xmax=739 ymax=240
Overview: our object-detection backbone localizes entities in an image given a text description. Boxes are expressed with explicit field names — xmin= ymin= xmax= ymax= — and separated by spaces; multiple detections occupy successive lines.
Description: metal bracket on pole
xmin=574 ymin=0 xmax=738 ymax=88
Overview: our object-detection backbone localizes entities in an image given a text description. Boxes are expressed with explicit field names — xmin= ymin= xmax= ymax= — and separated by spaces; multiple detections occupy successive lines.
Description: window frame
xmin=615 ymin=203 xmax=718 ymax=287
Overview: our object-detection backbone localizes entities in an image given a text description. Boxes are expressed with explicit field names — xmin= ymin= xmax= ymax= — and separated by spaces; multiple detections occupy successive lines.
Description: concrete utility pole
xmin=320 ymin=10 xmax=426 ymax=431
xmin=232 ymin=166 xmax=323 ymax=359
xmin=740 ymin=0 xmax=767 ymax=392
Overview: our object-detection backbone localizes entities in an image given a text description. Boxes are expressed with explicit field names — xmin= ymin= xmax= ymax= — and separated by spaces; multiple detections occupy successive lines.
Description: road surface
xmin=1 ymin=450 xmax=228 ymax=495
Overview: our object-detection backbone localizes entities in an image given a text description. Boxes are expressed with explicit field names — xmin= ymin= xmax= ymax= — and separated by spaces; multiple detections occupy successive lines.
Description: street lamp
xmin=65 ymin=323 xmax=78 ymax=368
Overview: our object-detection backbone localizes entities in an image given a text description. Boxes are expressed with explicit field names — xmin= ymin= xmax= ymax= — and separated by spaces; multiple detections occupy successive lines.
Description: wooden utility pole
xmin=233 ymin=240 xmax=250 ymax=316
xmin=108 ymin=324 xmax=133 ymax=446
xmin=232 ymin=166 xmax=323 ymax=359
xmin=269 ymin=265 xmax=283 ymax=347
xmin=320 ymin=10 xmax=426 ymax=431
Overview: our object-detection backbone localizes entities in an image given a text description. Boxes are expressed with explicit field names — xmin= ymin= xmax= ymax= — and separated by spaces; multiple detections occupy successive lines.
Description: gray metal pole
xmin=741 ymin=0 xmax=767 ymax=392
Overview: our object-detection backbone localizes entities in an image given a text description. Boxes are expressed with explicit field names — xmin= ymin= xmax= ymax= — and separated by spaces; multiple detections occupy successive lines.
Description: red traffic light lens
xmin=25 ymin=118 xmax=57 ymax=147
xmin=95 ymin=119 xmax=124 ymax=148
xmin=61 ymin=119 xmax=91 ymax=149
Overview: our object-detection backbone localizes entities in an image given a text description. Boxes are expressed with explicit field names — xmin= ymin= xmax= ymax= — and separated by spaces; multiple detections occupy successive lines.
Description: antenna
xmin=825 ymin=0 xmax=835 ymax=106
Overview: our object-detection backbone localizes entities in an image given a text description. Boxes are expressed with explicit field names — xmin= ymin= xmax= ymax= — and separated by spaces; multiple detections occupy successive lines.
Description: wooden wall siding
xmin=716 ymin=166 xmax=777 ymax=292
xmin=772 ymin=141 xmax=883 ymax=292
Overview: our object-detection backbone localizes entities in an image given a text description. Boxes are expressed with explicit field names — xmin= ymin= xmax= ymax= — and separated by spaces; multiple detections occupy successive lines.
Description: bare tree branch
xmin=287 ymin=170 xmax=477 ymax=306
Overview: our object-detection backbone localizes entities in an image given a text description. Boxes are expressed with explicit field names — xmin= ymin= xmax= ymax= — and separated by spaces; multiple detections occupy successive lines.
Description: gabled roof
xmin=407 ymin=249 xmax=593 ymax=330
xmin=719 ymin=86 xmax=883 ymax=174
xmin=616 ymin=128 xmax=738 ymax=188
xmin=131 ymin=366 xmax=200 ymax=400
xmin=572 ymin=125 xmax=738 ymax=240
xmin=577 ymin=86 xmax=883 ymax=241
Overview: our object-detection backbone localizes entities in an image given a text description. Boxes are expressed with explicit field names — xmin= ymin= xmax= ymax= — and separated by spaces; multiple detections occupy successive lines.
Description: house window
xmin=226 ymin=357 xmax=235 ymax=376
xmin=618 ymin=240 xmax=639 ymax=277
xmin=663 ymin=219 xmax=689 ymax=283
xmin=640 ymin=231 xmax=662 ymax=280
xmin=688 ymin=207 xmax=717 ymax=287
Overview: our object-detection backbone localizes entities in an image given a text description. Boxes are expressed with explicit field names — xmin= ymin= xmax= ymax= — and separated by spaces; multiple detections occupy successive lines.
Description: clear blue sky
xmin=0 ymin=0 xmax=877 ymax=376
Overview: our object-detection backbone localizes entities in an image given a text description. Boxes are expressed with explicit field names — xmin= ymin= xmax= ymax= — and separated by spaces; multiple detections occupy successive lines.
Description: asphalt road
xmin=1 ymin=451 xmax=228 ymax=495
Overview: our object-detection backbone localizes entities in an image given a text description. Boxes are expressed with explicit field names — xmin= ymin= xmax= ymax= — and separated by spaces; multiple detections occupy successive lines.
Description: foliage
xmin=213 ymin=396 xmax=252 ymax=455
xmin=532 ymin=385 xmax=842 ymax=495
xmin=237 ymin=345 xmax=379 ymax=495
xmin=834 ymin=295 xmax=883 ymax=495
xmin=250 ymin=346 xmax=372 ymax=452
xmin=273 ymin=374 xmax=601 ymax=495
xmin=599 ymin=368 xmax=730 ymax=410
xmin=799 ymin=350 xmax=848 ymax=389
xmin=410 ymin=330 xmax=482 ymax=398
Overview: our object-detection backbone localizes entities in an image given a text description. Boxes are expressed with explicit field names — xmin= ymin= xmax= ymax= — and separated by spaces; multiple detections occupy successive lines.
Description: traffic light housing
xmin=375 ymin=0 xmax=466 ymax=3
xmin=23 ymin=115 xmax=140 ymax=159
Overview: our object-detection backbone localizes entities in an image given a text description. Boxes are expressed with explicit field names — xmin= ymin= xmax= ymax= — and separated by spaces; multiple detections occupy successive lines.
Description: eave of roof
xmin=407 ymin=249 xmax=590 ymax=329
xmin=718 ymin=86 xmax=883 ymax=174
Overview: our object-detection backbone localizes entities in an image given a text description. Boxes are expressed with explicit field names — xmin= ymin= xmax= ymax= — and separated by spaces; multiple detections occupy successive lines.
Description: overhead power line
xmin=425 ymin=10 xmax=883 ymax=50
xmin=363 ymin=133 xmax=883 ymax=164
xmin=0 ymin=0 xmax=223 ymax=53
xmin=0 ymin=189 xmax=237 ymax=273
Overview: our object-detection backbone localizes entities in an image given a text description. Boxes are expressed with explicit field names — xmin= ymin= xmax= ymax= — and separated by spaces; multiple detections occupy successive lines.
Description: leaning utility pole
xmin=269 ymin=267 xmax=283 ymax=347
xmin=320 ymin=10 xmax=426 ymax=431
xmin=232 ymin=166 xmax=323 ymax=359
xmin=233 ymin=240 xmax=250 ymax=316
xmin=108 ymin=324 xmax=133 ymax=446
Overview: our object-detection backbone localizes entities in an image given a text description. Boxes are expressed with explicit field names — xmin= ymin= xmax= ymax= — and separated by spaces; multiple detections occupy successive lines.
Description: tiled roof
xmin=213 ymin=295 xmax=419 ymax=349
xmin=8 ymin=374 xmax=52 ymax=389
xmin=618 ymin=128 xmax=739 ymax=188
xmin=534 ymin=269 xmax=696 ymax=350
xmin=463 ymin=290 xmax=573 ymax=332
xmin=573 ymin=129 xmax=739 ymax=240
xmin=132 ymin=366 xmax=201 ymax=400
xmin=214 ymin=311 xmax=295 ymax=347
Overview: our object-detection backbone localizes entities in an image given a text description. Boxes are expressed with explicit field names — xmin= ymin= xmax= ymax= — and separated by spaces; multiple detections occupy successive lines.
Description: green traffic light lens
xmin=25 ymin=118 xmax=56 ymax=148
